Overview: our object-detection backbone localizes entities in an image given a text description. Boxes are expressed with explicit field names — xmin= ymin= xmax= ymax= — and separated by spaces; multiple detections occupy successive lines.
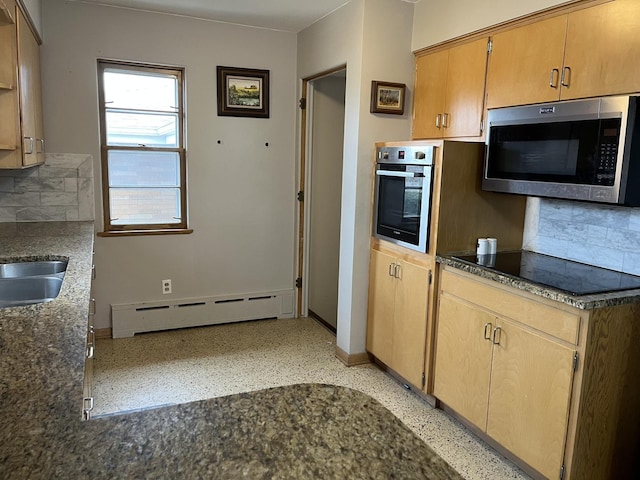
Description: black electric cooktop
xmin=452 ymin=251 xmax=640 ymax=296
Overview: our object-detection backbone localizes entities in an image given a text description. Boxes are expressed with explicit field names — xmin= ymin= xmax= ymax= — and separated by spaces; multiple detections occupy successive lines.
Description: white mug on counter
xmin=477 ymin=237 xmax=498 ymax=256
xmin=487 ymin=238 xmax=497 ymax=255
xmin=476 ymin=238 xmax=489 ymax=255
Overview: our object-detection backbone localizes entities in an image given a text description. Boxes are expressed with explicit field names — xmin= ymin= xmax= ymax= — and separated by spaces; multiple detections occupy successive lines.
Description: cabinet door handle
xmin=23 ymin=136 xmax=34 ymax=154
xmin=89 ymin=298 xmax=96 ymax=316
xmin=435 ymin=113 xmax=442 ymax=129
xmin=492 ymin=326 xmax=502 ymax=345
xmin=442 ymin=113 xmax=449 ymax=128
xmin=394 ymin=264 xmax=402 ymax=279
xmin=83 ymin=397 xmax=94 ymax=420
xmin=36 ymin=138 xmax=45 ymax=154
xmin=549 ymin=68 xmax=560 ymax=88
xmin=388 ymin=263 xmax=395 ymax=277
xmin=484 ymin=322 xmax=493 ymax=340
xmin=561 ymin=66 xmax=571 ymax=87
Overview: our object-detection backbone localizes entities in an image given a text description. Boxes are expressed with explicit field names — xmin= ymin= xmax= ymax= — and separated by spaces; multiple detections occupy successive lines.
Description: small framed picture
xmin=370 ymin=80 xmax=406 ymax=115
xmin=216 ymin=66 xmax=270 ymax=118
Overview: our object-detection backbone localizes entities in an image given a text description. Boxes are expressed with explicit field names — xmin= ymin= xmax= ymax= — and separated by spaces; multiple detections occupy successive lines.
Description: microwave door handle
xmin=375 ymin=170 xmax=423 ymax=178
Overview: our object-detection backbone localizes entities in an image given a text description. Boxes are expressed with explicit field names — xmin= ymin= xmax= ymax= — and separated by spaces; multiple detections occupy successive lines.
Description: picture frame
xmin=370 ymin=80 xmax=406 ymax=115
xmin=216 ymin=66 xmax=270 ymax=118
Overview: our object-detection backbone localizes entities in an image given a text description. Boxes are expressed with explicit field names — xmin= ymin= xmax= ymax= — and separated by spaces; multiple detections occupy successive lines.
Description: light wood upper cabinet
xmin=563 ymin=0 xmax=640 ymax=100
xmin=487 ymin=0 xmax=640 ymax=108
xmin=413 ymin=50 xmax=447 ymax=139
xmin=17 ymin=6 xmax=43 ymax=166
xmin=485 ymin=15 xmax=567 ymax=109
xmin=366 ymin=247 xmax=430 ymax=388
xmin=413 ymin=38 xmax=488 ymax=139
xmin=0 ymin=0 xmax=44 ymax=168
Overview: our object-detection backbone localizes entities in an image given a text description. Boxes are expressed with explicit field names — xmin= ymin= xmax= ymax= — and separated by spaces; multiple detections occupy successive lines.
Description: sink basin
xmin=0 ymin=276 xmax=64 ymax=308
xmin=0 ymin=259 xmax=68 ymax=308
xmin=0 ymin=260 xmax=68 ymax=278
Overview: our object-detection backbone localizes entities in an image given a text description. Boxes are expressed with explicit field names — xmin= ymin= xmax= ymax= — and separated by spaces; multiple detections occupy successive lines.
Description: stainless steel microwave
xmin=483 ymin=95 xmax=640 ymax=206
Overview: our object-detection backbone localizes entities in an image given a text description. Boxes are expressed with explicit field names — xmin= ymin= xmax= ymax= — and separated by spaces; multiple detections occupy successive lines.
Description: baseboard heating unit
xmin=111 ymin=289 xmax=295 ymax=338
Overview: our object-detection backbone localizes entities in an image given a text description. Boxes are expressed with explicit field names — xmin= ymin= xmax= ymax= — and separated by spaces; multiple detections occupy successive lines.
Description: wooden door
xmin=433 ymin=293 xmax=493 ymax=430
xmin=412 ymin=50 xmax=448 ymax=139
xmin=485 ymin=15 xmax=567 ymax=109
xmin=392 ymin=259 xmax=429 ymax=387
xmin=443 ymin=38 xmax=488 ymax=138
xmin=562 ymin=0 xmax=640 ymax=100
xmin=366 ymin=249 xmax=396 ymax=366
xmin=17 ymin=8 xmax=39 ymax=166
xmin=486 ymin=319 xmax=575 ymax=480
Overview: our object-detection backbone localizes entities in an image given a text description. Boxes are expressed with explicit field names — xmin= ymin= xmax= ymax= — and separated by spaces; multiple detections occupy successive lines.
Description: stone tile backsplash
xmin=523 ymin=197 xmax=640 ymax=276
xmin=0 ymin=154 xmax=94 ymax=222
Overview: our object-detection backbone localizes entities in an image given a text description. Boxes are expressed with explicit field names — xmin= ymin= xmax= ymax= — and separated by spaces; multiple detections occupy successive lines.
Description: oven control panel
xmin=377 ymin=146 xmax=434 ymax=165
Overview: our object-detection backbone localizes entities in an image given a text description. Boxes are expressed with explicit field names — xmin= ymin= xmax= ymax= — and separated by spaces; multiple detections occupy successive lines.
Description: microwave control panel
xmin=595 ymin=123 xmax=621 ymax=185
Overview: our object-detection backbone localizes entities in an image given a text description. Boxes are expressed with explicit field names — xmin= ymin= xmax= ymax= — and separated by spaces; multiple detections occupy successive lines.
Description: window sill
xmin=97 ymin=228 xmax=194 ymax=237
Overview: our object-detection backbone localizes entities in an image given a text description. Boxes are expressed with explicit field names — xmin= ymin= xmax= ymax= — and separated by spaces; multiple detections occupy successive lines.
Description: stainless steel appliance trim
xmin=483 ymin=95 xmax=636 ymax=205
xmin=373 ymin=145 xmax=435 ymax=253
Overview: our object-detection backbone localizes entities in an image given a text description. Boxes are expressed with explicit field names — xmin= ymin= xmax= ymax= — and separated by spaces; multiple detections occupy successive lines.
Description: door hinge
xmin=421 ymin=372 xmax=426 ymax=388
xmin=559 ymin=464 xmax=565 ymax=480
xmin=480 ymin=119 xmax=485 ymax=134
xmin=428 ymin=270 xmax=433 ymax=285
xmin=295 ymin=277 xmax=302 ymax=288
xmin=573 ymin=352 xmax=579 ymax=371
xmin=299 ymin=97 xmax=306 ymax=109
xmin=297 ymin=190 xmax=304 ymax=202
xmin=487 ymin=38 xmax=493 ymax=53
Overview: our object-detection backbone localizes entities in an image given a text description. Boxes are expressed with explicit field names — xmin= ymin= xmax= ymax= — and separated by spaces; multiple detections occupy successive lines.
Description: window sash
xmin=98 ymin=60 xmax=187 ymax=233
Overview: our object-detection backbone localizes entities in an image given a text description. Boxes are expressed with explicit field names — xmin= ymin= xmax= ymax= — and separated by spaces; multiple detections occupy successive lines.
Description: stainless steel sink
xmin=0 ymin=260 xmax=68 ymax=279
xmin=0 ymin=259 xmax=68 ymax=308
xmin=0 ymin=276 xmax=64 ymax=308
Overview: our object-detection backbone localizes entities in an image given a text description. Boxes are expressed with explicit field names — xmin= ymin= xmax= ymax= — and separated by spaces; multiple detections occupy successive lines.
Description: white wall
xmin=41 ymin=0 xmax=298 ymax=329
xmin=308 ymin=74 xmax=346 ymax=328
xmin=412 ymin=0 xmax=568 ymax=50
xmin=298 ymin=0 xmax=414 ymax=355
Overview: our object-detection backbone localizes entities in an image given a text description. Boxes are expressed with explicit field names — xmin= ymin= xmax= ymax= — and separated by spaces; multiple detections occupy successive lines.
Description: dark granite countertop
xmin=437 ymin=253 xmax=640 ymax=310
xmin=0 ymin=222 xmax=461 ymax=480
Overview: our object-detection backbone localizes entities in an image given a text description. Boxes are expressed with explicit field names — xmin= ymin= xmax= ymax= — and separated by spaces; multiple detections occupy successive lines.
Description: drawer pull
xmin=549 ymin=68 xmax=560 ymax=88
xmin=492 ymin=326 xmax=502 ymax=345
xmin=484 ymin=322 xmax=493 ymax=341
xmin=561 ymin=66 xmax=571 ymax=87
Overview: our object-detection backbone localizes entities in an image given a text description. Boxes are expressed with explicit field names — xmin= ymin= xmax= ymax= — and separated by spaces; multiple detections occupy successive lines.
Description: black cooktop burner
xmin=452 ymin=251 xmax=640 ymax=296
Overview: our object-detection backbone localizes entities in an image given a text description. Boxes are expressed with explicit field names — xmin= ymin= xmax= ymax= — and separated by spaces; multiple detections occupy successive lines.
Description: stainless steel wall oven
xmin=373 ymin=145 xmax=435 ymax=252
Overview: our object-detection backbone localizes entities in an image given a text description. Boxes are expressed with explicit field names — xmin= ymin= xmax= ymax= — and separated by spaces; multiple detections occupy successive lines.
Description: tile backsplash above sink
xmin=0 ymin=154 xmax=94 ymax=222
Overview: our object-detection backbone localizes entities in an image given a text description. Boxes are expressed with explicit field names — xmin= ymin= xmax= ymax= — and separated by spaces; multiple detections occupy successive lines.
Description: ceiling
xmin=70 ymin=0 xmax=356 ymax=32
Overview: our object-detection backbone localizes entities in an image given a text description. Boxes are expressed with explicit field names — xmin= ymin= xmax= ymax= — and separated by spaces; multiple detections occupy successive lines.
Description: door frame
xmin=297 ymin=65 xmax=347 ymax=318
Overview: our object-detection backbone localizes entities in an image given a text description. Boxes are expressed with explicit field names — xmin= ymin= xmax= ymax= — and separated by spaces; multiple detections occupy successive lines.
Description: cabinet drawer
xmin=440 ymin=269 xmax=580 ymax=344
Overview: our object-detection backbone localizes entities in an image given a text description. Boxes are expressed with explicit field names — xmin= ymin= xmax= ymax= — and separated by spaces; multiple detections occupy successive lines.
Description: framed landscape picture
xmin=370 ymin=80 xmax=406 ymax=115
xmin=216 ymin=66 xmax=270 ymax=118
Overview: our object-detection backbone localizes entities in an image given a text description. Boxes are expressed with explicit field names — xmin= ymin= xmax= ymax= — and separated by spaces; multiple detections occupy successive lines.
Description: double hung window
xmin=97 ymin=60 xmax=189 ymax=235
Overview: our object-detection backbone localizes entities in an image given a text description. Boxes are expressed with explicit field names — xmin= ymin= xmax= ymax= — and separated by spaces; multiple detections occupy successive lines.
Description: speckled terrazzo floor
xmin=94 ymin=317 xmax=530 ymax=480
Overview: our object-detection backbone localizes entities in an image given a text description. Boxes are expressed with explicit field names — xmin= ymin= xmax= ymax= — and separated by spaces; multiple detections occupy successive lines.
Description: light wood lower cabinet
xmin=367 ymin=248 xmax=430 ymax=388
xmin=434 ymin=266 xmax=640 ymax=480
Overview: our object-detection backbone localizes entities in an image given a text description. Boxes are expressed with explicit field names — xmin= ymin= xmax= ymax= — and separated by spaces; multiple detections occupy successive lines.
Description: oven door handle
xmin=375 ymin=170 xmax=424 ymax=178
